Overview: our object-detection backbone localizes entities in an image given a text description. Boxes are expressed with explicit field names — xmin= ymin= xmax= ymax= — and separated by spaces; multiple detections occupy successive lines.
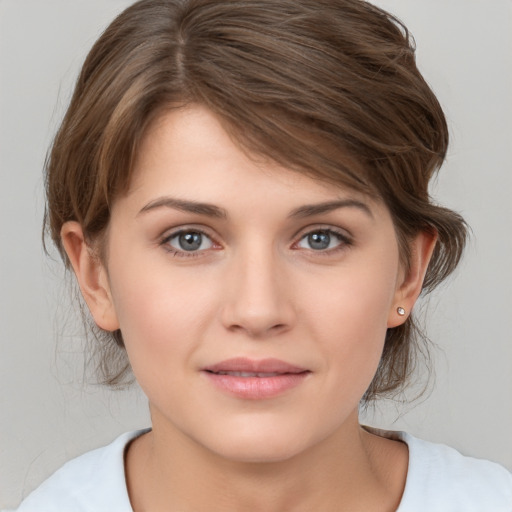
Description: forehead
xmin=127 ymin=105 xmax=381 ymax=213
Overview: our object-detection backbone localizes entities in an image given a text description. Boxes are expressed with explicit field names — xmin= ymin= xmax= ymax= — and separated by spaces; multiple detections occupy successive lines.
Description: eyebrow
xmin=138 ymin=196 xmax=373 ymax=220
xmin=288 ymin=199 xmax=373 ymax=219
xmin=138 ymin=197 xmax=228 ymax=219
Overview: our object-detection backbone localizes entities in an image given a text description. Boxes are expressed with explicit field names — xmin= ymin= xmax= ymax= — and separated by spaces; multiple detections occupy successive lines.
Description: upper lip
xmin=202 ymin=358 xmax=308 ymax=375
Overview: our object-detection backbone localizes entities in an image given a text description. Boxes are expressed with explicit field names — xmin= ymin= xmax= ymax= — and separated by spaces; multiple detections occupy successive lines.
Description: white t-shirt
xmin=15 ymin=429 xmax=512 ymax=512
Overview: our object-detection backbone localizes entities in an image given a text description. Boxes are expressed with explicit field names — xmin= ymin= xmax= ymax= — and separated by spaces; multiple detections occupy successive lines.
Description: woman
xmin=15 ymin=0 xmax=512 ymax=510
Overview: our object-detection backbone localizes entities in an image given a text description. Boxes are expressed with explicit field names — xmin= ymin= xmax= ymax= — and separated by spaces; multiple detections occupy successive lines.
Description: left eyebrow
xmin=288 ymin=199 xmax=373 ymax=219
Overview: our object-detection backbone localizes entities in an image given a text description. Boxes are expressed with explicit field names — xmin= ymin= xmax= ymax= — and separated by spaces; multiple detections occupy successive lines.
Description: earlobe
xmin=60 ymin=222 xmax=120 ymax=332
xmin=388 ymin=230 xmax=438 ymax=328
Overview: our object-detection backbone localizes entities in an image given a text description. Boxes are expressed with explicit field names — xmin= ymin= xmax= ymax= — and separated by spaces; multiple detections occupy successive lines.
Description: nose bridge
xmin=221 ymin=238 xmax=293 ymax=336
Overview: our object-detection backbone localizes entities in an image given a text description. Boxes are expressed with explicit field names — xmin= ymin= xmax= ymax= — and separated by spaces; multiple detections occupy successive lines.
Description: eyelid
xmin=291 ymin=225 xmax=353 ymax=253
xmin=291 ymin=224 xmax=353 ymax=243
xmin=157 ymin=223 xmax=353 ymax=257
xmin=159 ymin=225 xmax=222 ymax=256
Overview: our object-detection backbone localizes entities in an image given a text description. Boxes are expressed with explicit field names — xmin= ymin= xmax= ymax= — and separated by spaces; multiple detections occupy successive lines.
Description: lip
xmin=201 ymin=358 xmax=310 ymax=400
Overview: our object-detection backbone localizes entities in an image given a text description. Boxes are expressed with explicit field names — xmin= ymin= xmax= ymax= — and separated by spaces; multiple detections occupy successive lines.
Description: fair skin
xmin=62 ymin=105 xmax=436 ymax=512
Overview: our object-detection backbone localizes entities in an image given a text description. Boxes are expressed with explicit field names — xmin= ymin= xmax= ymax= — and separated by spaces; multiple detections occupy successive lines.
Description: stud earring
xmin=397 ymin=307 xmax=406 ymax=316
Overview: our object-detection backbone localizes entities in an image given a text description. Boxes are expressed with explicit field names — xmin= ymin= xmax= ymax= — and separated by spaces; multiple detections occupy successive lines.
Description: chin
xmin=195 ymin=415 xmax=322 ymax=464
xmin=211 ymin=437 xmax=308 ymax=464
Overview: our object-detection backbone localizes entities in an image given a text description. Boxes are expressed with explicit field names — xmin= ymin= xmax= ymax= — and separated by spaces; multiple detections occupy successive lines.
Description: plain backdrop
xmin=1 ymin=0 xmax=511 ymax=509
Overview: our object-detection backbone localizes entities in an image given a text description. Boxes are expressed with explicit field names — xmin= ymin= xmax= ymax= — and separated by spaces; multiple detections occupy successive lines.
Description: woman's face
xmin=99 ymin=105 xmax=408 ymax=462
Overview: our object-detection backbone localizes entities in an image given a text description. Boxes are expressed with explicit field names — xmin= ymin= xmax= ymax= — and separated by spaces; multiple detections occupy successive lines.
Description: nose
xmin=220 ymin=245 xmax=295 ymax=338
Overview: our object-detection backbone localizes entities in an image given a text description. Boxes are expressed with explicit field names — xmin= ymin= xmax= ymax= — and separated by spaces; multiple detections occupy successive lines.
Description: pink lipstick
xmin=202 ymin=358 xmax=310 ymax=399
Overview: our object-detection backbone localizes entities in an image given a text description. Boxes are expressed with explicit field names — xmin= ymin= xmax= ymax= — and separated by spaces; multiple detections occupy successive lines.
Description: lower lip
xmin=203 ymin=372 xmax=310 ymax=399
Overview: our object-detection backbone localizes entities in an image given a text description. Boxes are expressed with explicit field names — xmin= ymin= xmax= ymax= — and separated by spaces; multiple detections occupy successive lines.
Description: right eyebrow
xmin=137 ymin=197 xmax=228 ymax=219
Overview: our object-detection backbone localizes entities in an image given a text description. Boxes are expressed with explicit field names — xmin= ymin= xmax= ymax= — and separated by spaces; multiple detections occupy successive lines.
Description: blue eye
xmin=166 ymin=230 xmax=213 ymax=253
xmin=297 ymin=230 xmax=346 ymax=251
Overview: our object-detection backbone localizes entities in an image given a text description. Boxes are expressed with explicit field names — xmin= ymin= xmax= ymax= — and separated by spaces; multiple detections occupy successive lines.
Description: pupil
xmin=309 ymin=232 xmax=330 ymax=250
xmin=179 ymin=232 xmax=202 ymax=251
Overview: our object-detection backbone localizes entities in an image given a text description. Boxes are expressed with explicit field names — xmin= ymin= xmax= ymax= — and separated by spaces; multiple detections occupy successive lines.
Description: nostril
xmin=220 ymin=277 xmax=296 ymax=336
xmin=225 ymin=320 xmax=290 ymax=338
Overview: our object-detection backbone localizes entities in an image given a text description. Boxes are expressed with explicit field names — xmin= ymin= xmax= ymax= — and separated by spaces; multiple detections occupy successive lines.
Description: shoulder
xmin=15 ymin=430 xmax=148 ymax=512
xmin=396 ymin=431 xmax=512 ymax=512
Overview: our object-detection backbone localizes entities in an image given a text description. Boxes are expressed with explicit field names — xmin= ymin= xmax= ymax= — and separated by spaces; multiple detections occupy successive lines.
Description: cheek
xmin=303 ymin=257 xmax=397 ymax=334
xmin=107 ymin=256 xmax=218 ymax=378
xmin=299 ymin=256 xmax=398 ymax=383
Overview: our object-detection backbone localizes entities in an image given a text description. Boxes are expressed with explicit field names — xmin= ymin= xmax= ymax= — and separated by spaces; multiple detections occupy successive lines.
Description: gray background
xmin=1 ymin=0 xmax=511 ymax=509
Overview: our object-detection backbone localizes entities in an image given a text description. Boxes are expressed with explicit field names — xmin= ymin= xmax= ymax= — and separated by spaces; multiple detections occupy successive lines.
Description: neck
xmin=125 ymin=411 xmax=408 ymax=512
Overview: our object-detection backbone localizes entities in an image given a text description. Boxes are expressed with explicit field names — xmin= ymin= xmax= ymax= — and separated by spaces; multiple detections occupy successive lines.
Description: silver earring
xmin=397 ymin=307 xmax=406 ymax=316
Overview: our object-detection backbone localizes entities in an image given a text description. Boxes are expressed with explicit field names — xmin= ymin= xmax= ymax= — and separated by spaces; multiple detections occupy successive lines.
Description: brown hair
xmin=45 ymin=0 xmax=467 ymax=399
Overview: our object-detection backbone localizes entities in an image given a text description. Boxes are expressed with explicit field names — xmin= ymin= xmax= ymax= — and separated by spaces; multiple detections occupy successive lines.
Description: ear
xmin=388 ymin=230 xmax=437 ymax=328
xmin=61 ymin=221 xmax=120 ymax=331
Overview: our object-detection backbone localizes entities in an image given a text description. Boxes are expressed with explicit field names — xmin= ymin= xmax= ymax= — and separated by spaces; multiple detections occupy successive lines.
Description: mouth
xmin=209 ymin=371 xmax=286 ymax=377
xmin=203 ymin=357 xmax=308 ymax=375
xmin=202 ymin=358 xmax=310 ymax=399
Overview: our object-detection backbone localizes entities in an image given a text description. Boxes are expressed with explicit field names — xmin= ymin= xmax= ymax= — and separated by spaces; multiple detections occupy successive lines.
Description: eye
xmin=165 ymin=230 xmax=214 ymax=253
xmin=296 ymin=229 xmax=348 ymax=251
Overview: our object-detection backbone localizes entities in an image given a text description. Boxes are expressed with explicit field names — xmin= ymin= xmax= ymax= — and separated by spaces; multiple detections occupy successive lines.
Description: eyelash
xmin=159 ymin=226 xmax=353 ymax=258
xmin=293 ymin=227 xmax=353 ymax=255
xmin=160 ymin=228 xmax=217 ymax=258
